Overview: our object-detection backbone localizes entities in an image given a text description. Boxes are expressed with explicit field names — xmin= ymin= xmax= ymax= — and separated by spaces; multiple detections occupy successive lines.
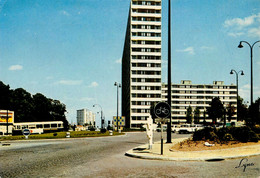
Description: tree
xmin=194 ymin=107 xmax=200 ymax=124
xmin=32 ymin=93 xmax=52 ymax=121
xmin=247 ymin=98 xmax=260 ymax=127
xmin=237 ymin=96 xmax=248 ymax=121
xmin=10 ymin=88 xmax=34 ymax=122
xmin=49 ymin=99 xmax=68 ymax=130
xmin=203 ymin=110 xmax=207 ymax=126
xmin=186 ymin=106 xmax=192 ymax=124
xmin=207 ymin=97 xmax=224 ymax=125
xmin=0 ymin=81 xmax=11 ymax=110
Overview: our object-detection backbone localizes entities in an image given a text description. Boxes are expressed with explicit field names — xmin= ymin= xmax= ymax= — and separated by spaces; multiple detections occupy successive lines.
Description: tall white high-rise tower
xmin=122 ymin=0 xmax=162 ymax=128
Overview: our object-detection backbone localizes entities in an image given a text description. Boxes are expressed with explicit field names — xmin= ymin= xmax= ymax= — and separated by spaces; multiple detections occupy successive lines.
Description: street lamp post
xmin=238 ymin=40 xmax=260 ymax=105
xmin=230 ymin=69 xmax=244 ymax=120
xmin=166 ymin=0 xmax=172 ymax=143
xmin=114 ymin=82 xmax=121 ymax=132
xmin=93 ymin=104 xmax=103 ymax=129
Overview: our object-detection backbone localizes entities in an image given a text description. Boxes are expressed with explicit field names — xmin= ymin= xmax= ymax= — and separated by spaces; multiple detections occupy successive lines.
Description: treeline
xmin=0 ymin=81 xmax=68 ymax=130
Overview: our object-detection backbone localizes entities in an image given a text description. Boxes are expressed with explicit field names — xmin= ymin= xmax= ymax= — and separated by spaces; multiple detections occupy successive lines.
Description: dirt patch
xmin=171 ymin=139 xmax=260 ymax=151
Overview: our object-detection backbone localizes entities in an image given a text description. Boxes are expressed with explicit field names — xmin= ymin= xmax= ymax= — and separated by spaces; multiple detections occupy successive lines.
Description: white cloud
xmin=89 ymin=81 xmax=98 ymax=88
xmin=8 ymin=65 xmax=23 ymax=71
xmin=58 ymin=80 xmax=83 ymax=85
xmin=224 ymin=14 xmax=258 ymax=29
xmin=248 ymin=26 xmax=260 ymax=38
xmin=115 ymin=58 xmax=122 ymax=64
xmin=227 ymin=32 xmax=244 ymax=37
xmin=176 ymin=47 xmax=195 ymax=55
xmin=223 ymin=13 xmax=260 ymax=38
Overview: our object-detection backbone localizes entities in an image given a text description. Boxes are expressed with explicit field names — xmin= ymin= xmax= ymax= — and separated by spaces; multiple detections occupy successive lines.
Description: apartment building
xmin=76 ymin=109 xmax=96 ymax=126
xmin=162 ymin=80 xmax=237 ymax=124
xmin=122 ymin=0 xmax=162 ymax=129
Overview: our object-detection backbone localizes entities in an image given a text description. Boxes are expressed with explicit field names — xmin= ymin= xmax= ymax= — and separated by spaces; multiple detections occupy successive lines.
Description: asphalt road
xmin=0 ymin=132 xmax=259 ymax=178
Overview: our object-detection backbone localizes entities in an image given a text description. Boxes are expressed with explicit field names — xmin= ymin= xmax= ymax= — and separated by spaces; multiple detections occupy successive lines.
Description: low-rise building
xmin=162 ymin=80 xmax=237 ymax=124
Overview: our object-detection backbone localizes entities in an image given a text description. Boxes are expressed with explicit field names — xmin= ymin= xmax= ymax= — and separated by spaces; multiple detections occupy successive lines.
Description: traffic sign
xmin=154 ymin=102 xmax=171 ymax=118
xmin=23 ymin=129 xmax=31 ymax=136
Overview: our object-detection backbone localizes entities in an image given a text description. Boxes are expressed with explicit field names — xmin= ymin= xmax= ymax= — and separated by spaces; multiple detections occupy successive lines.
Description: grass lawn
xmin=0 ymin=131 xmax=124 ymax=141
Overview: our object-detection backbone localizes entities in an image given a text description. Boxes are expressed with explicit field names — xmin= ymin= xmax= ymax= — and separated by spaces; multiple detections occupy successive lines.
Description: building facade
xmin=122 ymin=0 xmax=162 ymax=129
xmin=0 ymin=110 xmax=14 ymax=135
xmin=77 ymin=109 xmax=96 ymax=126
xmin=162 ymin=80 xmax=237 ymax=124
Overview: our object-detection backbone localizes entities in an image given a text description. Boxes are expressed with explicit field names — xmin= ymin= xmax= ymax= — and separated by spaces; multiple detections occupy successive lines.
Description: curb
xmin=125 ymin=150 xmax=260 ymax=161
xmin=125 ymin=141 xmax=260 ymax=161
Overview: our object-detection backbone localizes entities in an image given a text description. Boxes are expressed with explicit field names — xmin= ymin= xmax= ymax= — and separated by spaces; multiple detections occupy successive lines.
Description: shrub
xmin=193 ymin=127 xmax=214 ymax=141
xmin=89 ymin=127 xmax=95 ymax=131
xmin=193 ymin=126 xmax=259 ymax=143
xmin=100 ymin=128 xmax=107 ymax=133
xmin=53 ymin=133 xmax=57 ymax=136
xmin=229 ymin=126 xmax=258 ymax=142
xmin=251 ymin=126 xmax=260 ymax=134
xmin=215 ymin=127 xmax=229 ymax=141
xmin=209 ymin=131 xmax=219 ymax=141
xmin=223 ymin=133 xmax=233 ymax=141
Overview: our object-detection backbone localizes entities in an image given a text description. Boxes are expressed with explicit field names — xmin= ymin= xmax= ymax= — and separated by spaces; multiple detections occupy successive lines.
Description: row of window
xmin=132 ymin=48 xmax=161 ymax=53
xmin=132 ymin=117 xmax=147 ymax=121
xmin=132 ymin=78 xmax=161 ymax=83
xmin=132 ymin=40 xmax=161 ymax=45
xmin=132 ymin=86 xmax=161 ymax=90
xmin=168 ymin=90 xmax=236 ymax=94
xmin=132 ymin=109 xmax=150 ymax=113
xmin=164 ymin=85 xmax=237 ymax=89
xmin=132 ymin=1 xmax=161 ymax=6
xmin=132 ymin=101 xmax=152 ymax=105
xmin=173 ymin=106 xmax=207 ymax=110
xmin=170 ymin=101 xmax=236 ymax=105
xmin=132 ymin=24 xmax=161 ymax=30
xmin=132 ymin=63 xmax=161 ymax=67
xmin=132 ymin=55 xmax=161 ymax=60
xmin=171 ymin=96 xmax=237 ymax=99
xmin=132 ymin=32 xmax=161 ymax=37
xmin=132 ymin=9 xmax=161 ymax=14
xmin=132 ymin=70 xmax=161 ymax=75
xmin=132 ymin=93 xmax=161 ymax=98
xmin=132 ymin=17 xmax=161 ymax=22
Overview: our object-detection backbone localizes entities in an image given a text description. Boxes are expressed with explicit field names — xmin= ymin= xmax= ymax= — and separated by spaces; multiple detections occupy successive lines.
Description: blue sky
xmin=0 ymin=0 xmax=259 ymax=126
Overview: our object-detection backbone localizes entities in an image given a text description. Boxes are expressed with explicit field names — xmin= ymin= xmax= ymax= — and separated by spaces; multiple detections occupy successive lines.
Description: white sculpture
xmin=143 ymin=115 xmax=157 ymax=149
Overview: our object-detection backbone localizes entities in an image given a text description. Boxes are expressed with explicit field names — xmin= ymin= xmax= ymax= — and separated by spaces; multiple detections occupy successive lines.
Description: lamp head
xmin=241 ymin=71 xmax=244 ymax=76
xmin=114 ymin=82 xmax=117 ymax=86
xmin=238 ymin=42 xmax=243 ymax=48
xmin=230 ymin=70 xmax=234 ymax=75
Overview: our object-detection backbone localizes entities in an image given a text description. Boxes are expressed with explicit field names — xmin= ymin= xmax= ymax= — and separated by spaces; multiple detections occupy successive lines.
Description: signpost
xmin=154 ymin=102 xmax=171 ymax=155
xmin=23 ymin=129 xmax=30 ymax=139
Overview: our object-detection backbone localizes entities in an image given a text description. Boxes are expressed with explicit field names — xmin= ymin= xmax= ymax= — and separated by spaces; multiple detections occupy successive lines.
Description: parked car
xmin=171 ymin=125 xmax=181 ymax=133
xmin=177 ymin=124 xmax=203 ymax=134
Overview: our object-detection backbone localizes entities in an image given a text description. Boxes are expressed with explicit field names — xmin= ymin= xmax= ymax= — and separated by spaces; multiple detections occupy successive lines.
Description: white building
xmin=122 ymin=0 xmax=162 ymax=129
xmin=162 ymin=80 xmax=237 ymax=124
xmin=77 ymin=109 xmax=95 ymax=126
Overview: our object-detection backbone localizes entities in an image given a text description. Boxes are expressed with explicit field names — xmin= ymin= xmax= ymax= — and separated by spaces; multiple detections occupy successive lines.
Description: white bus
xmin=13 ymin=121 xmax=64 ymax=134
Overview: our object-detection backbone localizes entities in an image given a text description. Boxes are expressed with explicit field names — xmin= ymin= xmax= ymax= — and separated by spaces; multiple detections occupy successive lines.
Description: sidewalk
xmin=125 ymin=137 xmax=260 ymax=161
